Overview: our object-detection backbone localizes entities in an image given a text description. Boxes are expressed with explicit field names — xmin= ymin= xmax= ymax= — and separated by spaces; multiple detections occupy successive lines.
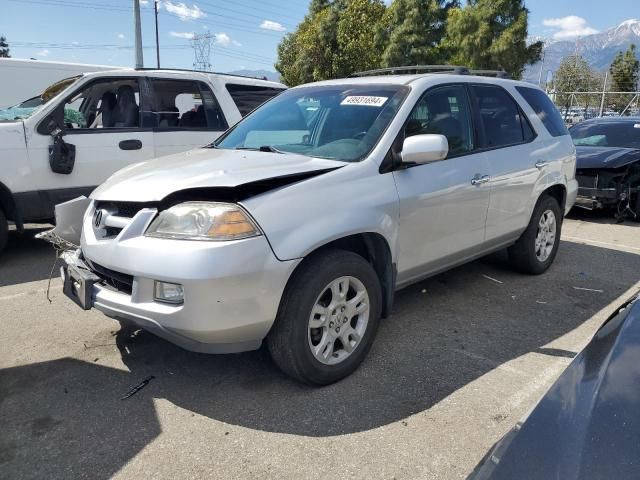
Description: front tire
xmin=508 ymin=195 xmax=562 ymax=274
xmin=0 ymin=208 xmax=8 ymax=254
xmin=267 ymin=250 xmax=382 ymax=385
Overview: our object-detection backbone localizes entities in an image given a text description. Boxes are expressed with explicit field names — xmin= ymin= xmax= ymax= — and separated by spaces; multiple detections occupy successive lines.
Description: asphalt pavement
xmin=1 ymin=211 xmax=639 ymax=479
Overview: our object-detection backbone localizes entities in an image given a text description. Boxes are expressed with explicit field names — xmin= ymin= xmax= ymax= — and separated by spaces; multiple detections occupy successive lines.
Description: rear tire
xmin=508 ymin=195 xmax=562 ymax=274
xmin=0 ymin=208 xmax=8 ymax=254
xmin=267 ymin=250 xmax=382 ymax=386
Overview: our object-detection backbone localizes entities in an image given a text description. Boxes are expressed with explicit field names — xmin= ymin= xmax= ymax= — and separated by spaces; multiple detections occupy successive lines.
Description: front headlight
xmin=145 ymin=202 xmax=260 ymax=241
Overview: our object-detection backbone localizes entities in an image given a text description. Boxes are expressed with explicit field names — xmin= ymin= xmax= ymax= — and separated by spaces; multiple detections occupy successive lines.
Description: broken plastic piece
xmin=121 ymin=376 xmax=155 ymax=400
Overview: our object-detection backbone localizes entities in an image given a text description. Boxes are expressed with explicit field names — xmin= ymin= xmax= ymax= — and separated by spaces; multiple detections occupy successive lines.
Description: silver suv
xmin=59 ymin=67 xmax=578 ymax=385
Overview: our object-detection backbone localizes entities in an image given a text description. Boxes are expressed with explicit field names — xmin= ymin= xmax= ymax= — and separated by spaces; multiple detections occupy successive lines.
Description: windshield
xmin=0 ymin=75 xmax=81 ymax=122
xmin=570 ymin=120 xmax=640 ymax=148
xmin=215 ymin=84 xmax=408 ymax=162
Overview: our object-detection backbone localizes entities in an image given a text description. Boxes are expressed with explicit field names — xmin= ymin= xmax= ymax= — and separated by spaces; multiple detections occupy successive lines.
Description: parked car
xmin=570 ymin=117 xmax=640 ymax=220
xmin=0 ymin=68 xmax=286 ymax=251
xmin=468 ymin=292 xmax=640 ymax=480
xmin=56 ymin=66 xmax=577 ymax=385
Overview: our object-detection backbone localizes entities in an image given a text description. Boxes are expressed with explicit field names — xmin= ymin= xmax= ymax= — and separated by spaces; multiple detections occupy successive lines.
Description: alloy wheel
xmin=307 ymin=276 xmax=370 ymax=365
xmin=535 ymin=209 xmax=557 ymax=262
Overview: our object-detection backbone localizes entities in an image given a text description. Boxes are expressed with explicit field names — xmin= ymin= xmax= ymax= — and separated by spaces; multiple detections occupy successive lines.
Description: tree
xmin=609 ymin=44 xmax=639 ymax=114
xmin=336 ymin=0 xmax=386 ymax=75
xmin=444 ymin=0 xmax=542 ymax=79
xmin=376 ymin=0 xmax=457 ymax=68
xmin=276 ymin=0 xmax=385 ymax=86
xmin=552 ymin=54 xmax=599 ymax=116
xmin=610 ymin=44 xmax=640 ymax=91
xmin=0 ymin=36 xmax=10 ymax=58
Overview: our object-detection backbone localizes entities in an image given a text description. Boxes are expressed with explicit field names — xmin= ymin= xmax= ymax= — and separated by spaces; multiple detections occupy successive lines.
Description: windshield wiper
xmin=235 ymin=145 xmax=286 ymax=154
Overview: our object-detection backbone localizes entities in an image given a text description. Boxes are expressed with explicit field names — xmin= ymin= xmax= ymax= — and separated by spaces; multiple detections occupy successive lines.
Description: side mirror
xmin=401 ymin=134 xmax=448 ymax=164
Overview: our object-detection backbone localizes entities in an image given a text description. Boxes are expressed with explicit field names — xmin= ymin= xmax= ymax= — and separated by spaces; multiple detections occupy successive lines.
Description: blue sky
xmin=1 ymin=0 xmax=637 ymax=72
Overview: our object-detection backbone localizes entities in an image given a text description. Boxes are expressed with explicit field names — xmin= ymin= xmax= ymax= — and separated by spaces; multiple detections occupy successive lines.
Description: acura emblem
xmin=93 ymin=209 xmax=103 ymax=228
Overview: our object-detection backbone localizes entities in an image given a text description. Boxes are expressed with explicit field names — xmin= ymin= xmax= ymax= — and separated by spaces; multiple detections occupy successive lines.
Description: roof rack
xmin=134 ymin=67 xmax=272 ymax=81
xmin=349 ymin=65 xmax=511 ymax=79
xmin=350 ymin=65 xmax=469 ymax=77
xmin=469 ymin=69 xmax=511 ymax=79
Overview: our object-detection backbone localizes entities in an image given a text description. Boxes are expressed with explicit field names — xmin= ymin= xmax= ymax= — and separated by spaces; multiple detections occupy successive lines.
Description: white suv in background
xmin=58 ymin=66 xmax=577 ymax=385
xmin=0 ymin=69 xmax=285 ymax=251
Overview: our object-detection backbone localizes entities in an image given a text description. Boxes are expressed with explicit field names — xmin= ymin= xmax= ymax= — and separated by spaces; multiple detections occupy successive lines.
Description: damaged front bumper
xmin=575 ymin=169 xmax=640 ymax=212
xmin=56 ymin=199 xmax=300 ymax=354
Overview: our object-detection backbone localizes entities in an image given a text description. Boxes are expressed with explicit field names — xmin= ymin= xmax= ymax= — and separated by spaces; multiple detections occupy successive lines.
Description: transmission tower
xmin=191 ymin=33 xmax=212 ymax=71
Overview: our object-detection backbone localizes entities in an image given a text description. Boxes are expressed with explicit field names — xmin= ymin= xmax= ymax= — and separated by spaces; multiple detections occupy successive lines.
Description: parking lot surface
xmin=1 ymin=211 xmax=639 ymax=479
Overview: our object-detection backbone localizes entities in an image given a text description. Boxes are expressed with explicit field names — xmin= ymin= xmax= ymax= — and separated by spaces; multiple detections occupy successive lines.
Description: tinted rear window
xmin=472 ymin=85 xmax=534 ymax=148
xmin=516 ymin=86 xmax=568 ymax=137
xmin=226 ymin=84 xmax=285 ymax=116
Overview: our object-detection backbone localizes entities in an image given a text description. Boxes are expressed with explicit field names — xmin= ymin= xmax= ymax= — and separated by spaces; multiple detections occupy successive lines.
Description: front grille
xmin=89 ymin=261 xmax=134 ymax=295
xmin=576 ymin=174 xmax=597 ymax=189
xmin=95 ymin=201 xmax=155 ymax=219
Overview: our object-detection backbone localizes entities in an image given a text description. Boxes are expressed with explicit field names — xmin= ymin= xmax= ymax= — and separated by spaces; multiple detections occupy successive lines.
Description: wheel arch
xmin=0 ymin=182 xmax=22 ymax=231
xmin=284 ymin=232 xmax=396 ymax=318
xmin=543 ymin=183 xmax=567 ymax=213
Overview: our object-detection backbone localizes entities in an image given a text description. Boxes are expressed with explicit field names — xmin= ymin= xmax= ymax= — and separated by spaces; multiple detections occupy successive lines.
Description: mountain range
xmin=524 ymin=19 xmax=640 ymax=83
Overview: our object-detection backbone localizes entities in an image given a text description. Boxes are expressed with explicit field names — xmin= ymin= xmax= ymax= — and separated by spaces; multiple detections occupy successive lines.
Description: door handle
xmin=471 ymin=175 xmax=490 ymax=186
xmin=119 ymin=139 xmax=142 ymax=150
xmin=535 ymin=160 xmax=548 ymax=169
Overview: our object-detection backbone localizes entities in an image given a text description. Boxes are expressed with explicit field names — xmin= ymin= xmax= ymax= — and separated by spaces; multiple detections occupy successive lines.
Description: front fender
xmin=242 ymin=162 xmax=399 ymax=261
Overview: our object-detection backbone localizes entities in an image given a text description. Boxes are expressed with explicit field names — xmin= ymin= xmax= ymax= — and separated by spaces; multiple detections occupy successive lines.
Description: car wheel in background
xmin=267 ymin=250 xmax=382 ymax=385
xmin=633 ymin=192 xmax=640 ymax=223
xmin=508 ymin=195 xmax=562 ymax=275
xmin=0 ymin=208 xmax=8 ymax=253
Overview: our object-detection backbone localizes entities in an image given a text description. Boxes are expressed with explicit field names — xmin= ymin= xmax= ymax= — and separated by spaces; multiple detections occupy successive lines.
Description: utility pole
xmin=599 ymin=71 xmax=608 ymax=117
xmin=134 ymin=0 xmax=144 ymax=68
xmin=537 ymin=46 xmax=546 ymax=87
xmin=154 ymin=0 xmax=160 ymax=68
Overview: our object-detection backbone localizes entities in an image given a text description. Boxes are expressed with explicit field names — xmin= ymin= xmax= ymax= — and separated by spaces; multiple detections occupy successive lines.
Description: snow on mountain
xmin=523 ymin=19 xmax=640 ymax=83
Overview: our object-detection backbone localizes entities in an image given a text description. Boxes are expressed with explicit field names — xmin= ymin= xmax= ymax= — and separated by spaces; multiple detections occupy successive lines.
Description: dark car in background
xmin=469 ymin=292 xmax=640 ymax=480
xmin=570 ymin=117 xmax=640 ymax=220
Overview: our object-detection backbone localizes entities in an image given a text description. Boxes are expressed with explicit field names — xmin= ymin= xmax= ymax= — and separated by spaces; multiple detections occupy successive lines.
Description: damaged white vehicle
xmin=56 ymin=67 xmax=577 ymax=385
xmin=0 ymin=69 xmax=285 ymax=252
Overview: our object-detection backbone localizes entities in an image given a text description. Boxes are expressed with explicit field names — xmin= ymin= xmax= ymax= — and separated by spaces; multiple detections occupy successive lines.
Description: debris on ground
xmin=573 ymin=286 xmax=604 ymax=293
xmin=121 ymin=376 xmax=155 ymax=400
xmin=482 ymin=274 xmax=503 ymax=284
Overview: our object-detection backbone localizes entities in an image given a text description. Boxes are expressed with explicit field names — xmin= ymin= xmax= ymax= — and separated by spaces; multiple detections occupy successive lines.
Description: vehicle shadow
xmin=2 ymin=240 xmax=639 ymax=478
xmin=0 ymin=225 xmax=60 ymax=287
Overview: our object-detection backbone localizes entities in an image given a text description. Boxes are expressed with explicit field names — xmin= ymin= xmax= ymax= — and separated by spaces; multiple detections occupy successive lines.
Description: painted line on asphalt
xmin=0 ymin=292 xmax=29 ymax=301
xmin=562 ymin=235 xmax=640 ymax=253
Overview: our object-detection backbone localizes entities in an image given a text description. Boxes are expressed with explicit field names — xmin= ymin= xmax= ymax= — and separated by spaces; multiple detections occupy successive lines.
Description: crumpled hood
xmin=576 ymin=146 xmax=640 ymax=170
xmin=91 ymin=147 xmax=345 ymax=202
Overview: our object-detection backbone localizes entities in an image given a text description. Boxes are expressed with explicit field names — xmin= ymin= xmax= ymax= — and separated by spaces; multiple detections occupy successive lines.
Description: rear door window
xmin=149 ymin=79 xmax=227 ymax=130
xmin=225 ymin=83 xmax=285 ymax=116
xmin=472 ymin=85 xmax=535 ymax=149
xmin=516 ymin=86 xmax=568 ymax=137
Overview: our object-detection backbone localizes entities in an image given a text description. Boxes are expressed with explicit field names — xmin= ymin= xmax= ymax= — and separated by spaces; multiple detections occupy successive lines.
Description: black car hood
xmin=469 ymin=293 xmax=640 ymax=480
xmin=576 ymin=146 xmax=640 ymax=169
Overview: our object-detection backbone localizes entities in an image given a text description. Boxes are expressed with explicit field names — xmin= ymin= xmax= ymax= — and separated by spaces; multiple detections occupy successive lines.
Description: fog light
xmin=154 ymin=281 xmax=184 ymax=304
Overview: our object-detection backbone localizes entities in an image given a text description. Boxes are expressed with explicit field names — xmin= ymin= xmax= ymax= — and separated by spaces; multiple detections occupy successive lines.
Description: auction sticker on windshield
xmin=341 ymin=96 xmax=388 ymax=107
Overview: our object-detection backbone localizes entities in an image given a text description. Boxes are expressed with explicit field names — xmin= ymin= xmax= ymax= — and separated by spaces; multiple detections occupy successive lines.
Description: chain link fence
xmin=548 ymin=90 xmax=640 ymax=125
